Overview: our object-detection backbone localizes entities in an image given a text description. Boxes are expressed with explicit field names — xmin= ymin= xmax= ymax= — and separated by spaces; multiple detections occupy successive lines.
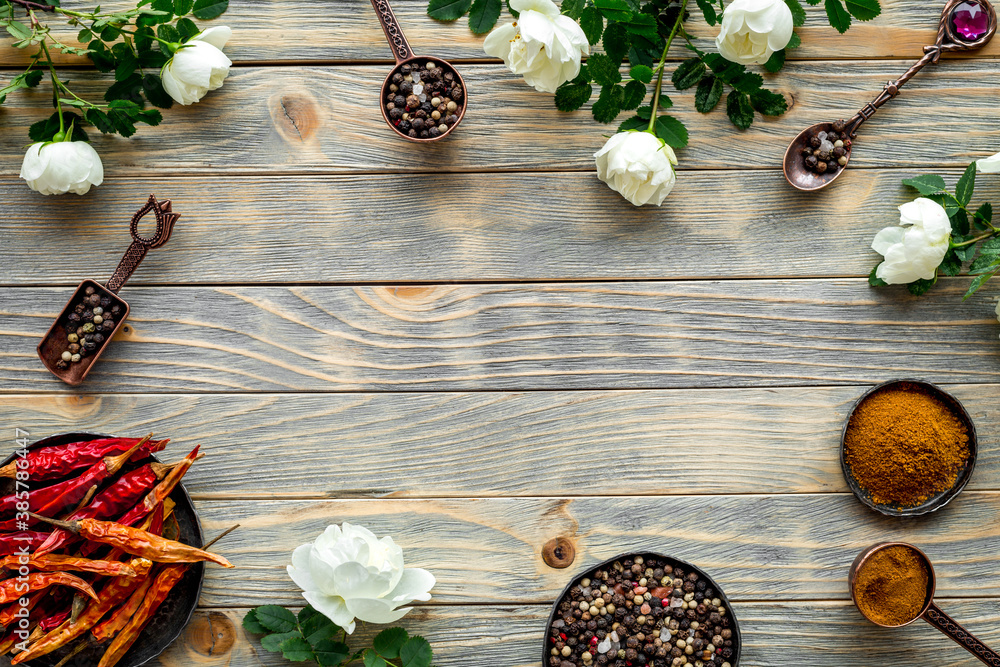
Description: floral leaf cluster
xmin=870 ymin=163 xmax=1000 ymax=299
xmin=0 ymin=0 xmax=229 ymax=141
xmin=244 ymin=605 xmax=434 ymax=667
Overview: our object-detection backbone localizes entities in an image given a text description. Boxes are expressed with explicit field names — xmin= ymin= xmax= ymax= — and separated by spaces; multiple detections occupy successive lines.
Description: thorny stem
xmin=5 ymin=0 xmax=55 ymax=13
xmin=38 ymin=39 xmax=65 ymax=134
xmin=952 ymin=230 xmax=998 ymax=248
xmin=648 ymin=0 xmax=688 ymax=134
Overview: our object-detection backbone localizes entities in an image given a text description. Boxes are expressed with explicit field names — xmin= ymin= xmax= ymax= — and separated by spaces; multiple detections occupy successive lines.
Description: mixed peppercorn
xmin=801 ymin=120 xmax=852 ymax=176
xmin=548 ymin=555 xmax=738 ymax=667
xmin=384 ymin=61 xmax=464 ymax=139
xmin=55 ymin=284 xmax=123 ymax=371
xmin=0 ymin=434 xmax=233 ymax=666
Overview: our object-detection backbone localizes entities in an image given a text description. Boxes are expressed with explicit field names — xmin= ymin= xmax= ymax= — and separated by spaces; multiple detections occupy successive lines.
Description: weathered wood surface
xmin=152 ymin=602 xmax=1000 ymax=667
xmin=190 ymin=494 xmax=1000 ymax=606
xmin=1 ymin=62 xmax=998 ymax=175
xmin=1 ymin=0 xmax=998 ymax=66
xmin=0 ymin=168 xmax=987 ymax=285
xmin=3 ymin=385 xmax=1000 ymax=497
xmin=2 ymin=281 xmax=999 ymax=392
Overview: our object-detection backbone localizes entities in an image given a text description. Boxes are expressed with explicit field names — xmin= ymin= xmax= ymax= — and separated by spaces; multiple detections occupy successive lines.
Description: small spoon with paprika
xmin=850 ymin=542 xmax=1000 ymax=665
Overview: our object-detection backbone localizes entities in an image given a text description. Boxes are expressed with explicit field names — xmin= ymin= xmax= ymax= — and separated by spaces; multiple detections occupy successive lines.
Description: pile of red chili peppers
xmin=0 ymin=434 xmax=234 ymax=666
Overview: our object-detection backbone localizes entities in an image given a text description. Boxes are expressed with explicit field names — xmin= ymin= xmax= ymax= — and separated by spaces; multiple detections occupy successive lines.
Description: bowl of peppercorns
xmin=544 ymin=553 xmax=741 ymax=667
xmin=381 ymin=58 xmax=467 ymax=142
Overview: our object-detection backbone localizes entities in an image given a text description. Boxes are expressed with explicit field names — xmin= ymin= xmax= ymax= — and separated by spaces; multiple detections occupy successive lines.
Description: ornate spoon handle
xmin=924 ymin=603 xmax=1000 ymax=666
xmin=105 ymin=195 xmax=179 ymax=294
xmin=369 ymin=0 xmax=414 ymax=63
xmin=846 ymin=0 xmax=997 ymax=136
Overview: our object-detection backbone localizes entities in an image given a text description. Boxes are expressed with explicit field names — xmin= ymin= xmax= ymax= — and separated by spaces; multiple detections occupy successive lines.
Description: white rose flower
xmin=995 ymin=299 xmax=1000 ymax=333
xmin=483 ymin=0 xmax=589 ymax=94
xmin=161 ymin=26 xmax=233 ymax=105
xmin=871 ymin=197 xmax=952 ymax=284
xmin=286 ymin=523 xmax=435 ymax=634
xmin=977 ymin=151 xmax=1000 ymax=173
xmin=715 ymin=0 xmax=794 ymax=65
xmin=594 ymin=130 xmax=677 ymax=206
xmin=20 ymin=140 xmax=104 ymax=196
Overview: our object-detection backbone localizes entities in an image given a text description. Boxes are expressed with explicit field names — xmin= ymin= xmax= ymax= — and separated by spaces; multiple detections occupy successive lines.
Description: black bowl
xmin=840 ymin=379 xmax=978 ymax=517
xmin=0 ymin=432 xmax=204 ymax=667
xmin=543 ymin=551 xmax=742 ymax=667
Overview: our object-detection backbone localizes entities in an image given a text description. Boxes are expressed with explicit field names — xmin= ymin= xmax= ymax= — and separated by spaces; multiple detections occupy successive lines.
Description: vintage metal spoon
xmin=784 ymin=0 xmax=997 ymax=192
xmin=37 ymin=195 xmax=179 ymax=386
xmin=369 ymin=0 xmax=468 ymax=142
xmin=850 ymin=543 xmax=1000 ymax=665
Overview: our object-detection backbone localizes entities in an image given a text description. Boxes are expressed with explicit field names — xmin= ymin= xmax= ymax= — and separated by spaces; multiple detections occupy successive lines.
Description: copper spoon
xmin=850 ymin=542 xmax=1000 ymax=665
xmin=369 ymin=0 xmax=468 ymax=142
xmin=784 ymin=0 xmax=997 ymax=192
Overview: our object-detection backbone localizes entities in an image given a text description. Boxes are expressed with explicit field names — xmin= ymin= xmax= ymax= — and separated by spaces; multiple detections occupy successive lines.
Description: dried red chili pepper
xmin=90 ymin=572 xmax=156 ymax=642
xmin=39 ymin=607 xmax=71 ymax=633
xmin=0 ymin=589 xmax=44 ymax=627
xmin=0 ymin=571 xmax=98 ymax=604
xmin=98 ymin=564 xmax=187 ymax=667
xmin=0 ymin=435 xmax=168 ymax=481
xmin=29 ymin=515 xmax=233 ymax=568
xmin=0 ymin=440 xmax=146 ymax=529
xmin=0 ymin=554 xmax=137 ymax=578
xmin=117 ymin=445 xmax=200 ymax=528
xmin=9 ymin=558 xmax=152 ymax=665
xmin=36 ymin=461 xmax=172 ymax=556
xmin=0 ymin=532 xmax=47 ymax=556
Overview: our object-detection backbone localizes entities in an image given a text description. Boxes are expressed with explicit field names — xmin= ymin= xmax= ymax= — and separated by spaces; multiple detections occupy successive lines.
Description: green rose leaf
xmin=952 ymin=208 xmax=971 ymax=236
xmin=694 ymin=76 xmax=723 ymax=113
xmin=763 ymin=48 xmax=786 ymax=73
xmin=468 ymin=0 xmax=502 ymax=33
xmin=940 ymin=249 xmax=962 ymax=276
xmin=280 ymin=635 xmax=316 ymax=662
xmin=845 ymin=0 xmax=880 ymax=21
xmin=621 ymin=13 xmax=658 ymax=40
xmin=621 ymin=80 xmax=646 ymax=110
xmin=696 ymin=0 xmax=717 ymax=25
xmin=964 ymin=270 xmax=998 ymax=300
xmin=562 ymin=0 xmax=586 ymax=19
xmin=176 ymin=17 xmax=201 ymax=40
xmin=373 ymin=627 xmax=410 ymax=658
xmin=174 ymin=0 xmax=195 ymax=14
xmin=671 ymin=58 xmax=706 ymax=90
xmin=242 ymin=608 xmax=268 ymax=634
xmin=192 ymin=0 xmax=228 ymax=20
xmin=786 ymin=0 xmax=807 ymax=25
xmin=955 ymin=162 xmax=976 ymax=207
xmin=902 ymin=174 xmax=947 ymax=195
xmin=580 ymin=6 xmax=604 ymax=45
xmin=86 ymin=108 xmax=115 ymax=134
xmin=726 ymin=91 xmax=755 ymax=130
xmin=400 ymin=636 xmax=433 ymax=667
xmin=731 ymin=72 xmax=763 ymax=93
xmin=299 ymin=606 xmax=340 ymax=646
xmin=907 ymin=277 xmax=937 ymax=296
xmin=594 ymin=0 xmax=632 ymax=21
xmin=750 ymin=88 xmax=788 ymax=116
xmin=592 ymin=83 xmax=624 ymax=123
xmin=588 ymin=53 xmax=622 ymax=86
xmin=261 ymin=631 xmax=302 ymax=653
xmin=976 ymin=201 xmax=994 ymax=227
xmin=602 ymin=21 xmax=630 ymax=64
xmin=655 ymin=115 xmax=688 ymax=148
xmin=313 ymin=639 xmax=351 ymax=666
xmin=979 ymin=236 xmax=1000 ymax=256
xmin=364 ymin=651 xmax=390 ymax=667
xmin=825 ymin=0 xmax=852 ymax=33
xmin=555 ymin=81 xmax=593 ymax=111
xmin=427 ymin=0 xmax=472 ymax=19
xmin=617 ymin=115 xmax=647 ymax=132
xmin=254 ymin=605 xmax=298 ymax=634
xmin=630 ymin=64 xmax=653 ymax=84
xmin=157 ymin=24 xmax=180 ymax=43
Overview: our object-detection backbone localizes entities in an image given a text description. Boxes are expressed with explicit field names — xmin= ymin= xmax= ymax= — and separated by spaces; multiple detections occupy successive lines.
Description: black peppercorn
xmin=400 ymin=65 xmax=411 ymax=75
xmin=400 ymin=81 xmax=413 ymax=95
xmin=428 ymin=126 xmax=440 ymax=138
xmin=68 ymin=312 xmax=81 ymax=324
xmin=85 ymin=286 xmax=96 ymax=296
xmin=82 ymin=311 xmax=94 ymax=322
xmin=398 ymin=120 xmax=411 ymax=133
xmin=100 ymin=297 xmax=111 ymax=308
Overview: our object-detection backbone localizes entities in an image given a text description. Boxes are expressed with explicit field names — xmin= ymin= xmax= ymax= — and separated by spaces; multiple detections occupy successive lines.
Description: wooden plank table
xmin=2 ymin=1 xmax=1000 ymax=664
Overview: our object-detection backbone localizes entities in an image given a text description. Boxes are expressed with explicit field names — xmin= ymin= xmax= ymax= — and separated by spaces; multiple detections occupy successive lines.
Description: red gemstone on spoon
xmin=952 ymin=1 xmax=990 ymax=41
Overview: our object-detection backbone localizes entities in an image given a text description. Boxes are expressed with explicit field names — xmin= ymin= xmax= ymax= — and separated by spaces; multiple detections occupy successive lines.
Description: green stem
xmin=38 ymin=39 xmax=64 ymax=134
xmin=952 ymin=230 xmax=997 ymax=248
xmin=647 ymin=0 xmax=688 ymax=133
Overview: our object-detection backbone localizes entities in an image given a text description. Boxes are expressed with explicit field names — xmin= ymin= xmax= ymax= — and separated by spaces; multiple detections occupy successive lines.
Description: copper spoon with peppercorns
xmin=369 ymin=0 xmax=468 ymax=142
xmin=784 ymin=0 xmax=996 ymax=192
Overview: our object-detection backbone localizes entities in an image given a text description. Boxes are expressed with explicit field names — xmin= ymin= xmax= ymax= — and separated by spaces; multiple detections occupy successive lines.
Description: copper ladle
xmin=369 ymin=0 xmax=468 ymax=142
xmin=850 ymin=542 xmax=1000 ymax=665
xmin=784 ymin=0 xmax=997 ymax=192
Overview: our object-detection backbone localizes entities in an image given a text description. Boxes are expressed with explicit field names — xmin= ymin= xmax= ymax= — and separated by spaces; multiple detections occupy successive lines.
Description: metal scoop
xmin=850 ymin=542 xmax=1000 ymax=665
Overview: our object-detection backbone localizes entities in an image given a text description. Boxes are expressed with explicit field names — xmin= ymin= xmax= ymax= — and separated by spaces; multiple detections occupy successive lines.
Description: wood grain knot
xmin=186 ymin=611 xmax=236 ymax=657
xmin=542 ymin=537 xmax=576 ymax=569
xmin=271 ymin=92 xmax=319 ymax=142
